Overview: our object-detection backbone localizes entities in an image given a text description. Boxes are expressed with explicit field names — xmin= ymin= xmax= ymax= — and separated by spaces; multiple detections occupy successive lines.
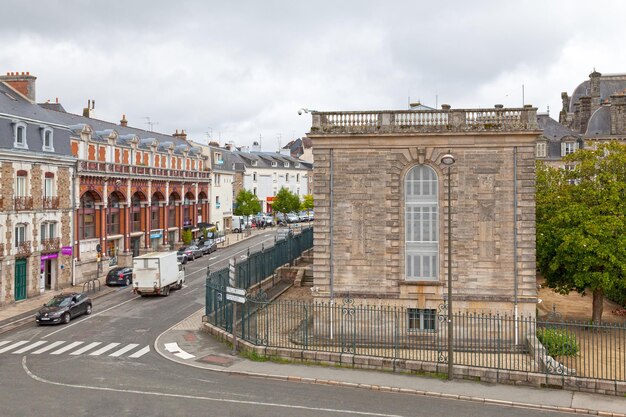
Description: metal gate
xmin=14 ymin=258 xmax=27 ymax=301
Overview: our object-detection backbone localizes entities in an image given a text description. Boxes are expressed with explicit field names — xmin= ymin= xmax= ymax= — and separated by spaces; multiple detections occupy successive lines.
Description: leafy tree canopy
xmin=234 ymin=189 xmax=261 ymax=218
xmin=536 ymin=141 xmax=626 ymax=323
xmin=272 ymin=187 xmax=300 ymax=215
xmin=301 ymin=194 xmax=314 ymax=212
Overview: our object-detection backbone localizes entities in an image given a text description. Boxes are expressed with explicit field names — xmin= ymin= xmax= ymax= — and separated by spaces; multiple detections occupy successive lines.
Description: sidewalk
xmin=156 ymin=309 xmax=626 ymax=417
xmin=0 ymin=227 xmax=270 ymax=335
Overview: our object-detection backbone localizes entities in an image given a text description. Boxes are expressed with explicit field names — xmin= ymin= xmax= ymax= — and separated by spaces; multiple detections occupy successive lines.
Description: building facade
xmin=0 ymin=74 xmax=76 ymax=304
xmin=308 ymin=105 xmax=540 ymax=318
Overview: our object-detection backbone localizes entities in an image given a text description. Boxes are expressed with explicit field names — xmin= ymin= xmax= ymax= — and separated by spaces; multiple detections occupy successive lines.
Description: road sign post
xmin=228 ymin=257 xmax=237 ymax=355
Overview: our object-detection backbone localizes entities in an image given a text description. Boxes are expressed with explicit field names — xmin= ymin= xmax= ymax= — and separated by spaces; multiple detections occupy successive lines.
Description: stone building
xmin=0 ymin=73 xmax=76 ymax=304
xmin=308 ymin=105 xmax=540 ymax=320
xmin=535 ymin=113 xmax=583 ymax=167
xmin=560 ymin=70 xmax=626 ymax=141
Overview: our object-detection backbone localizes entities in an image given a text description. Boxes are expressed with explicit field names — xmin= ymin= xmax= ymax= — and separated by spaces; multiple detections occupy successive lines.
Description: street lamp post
xmin=441 ymin=153 xmax=455 ymax=380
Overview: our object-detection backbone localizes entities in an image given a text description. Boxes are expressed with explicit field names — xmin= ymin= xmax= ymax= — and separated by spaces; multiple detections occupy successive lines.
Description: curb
xmin=155 ymin=312 xmax=626 ymax=417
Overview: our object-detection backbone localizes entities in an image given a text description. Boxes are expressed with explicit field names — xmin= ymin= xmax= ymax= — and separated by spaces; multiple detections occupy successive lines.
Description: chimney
xmin=120 ymin=114 xmax=128 ymax=127
xmin=82 ymin=99 xmax=95 ymax=118
xmin=0 ymin=71 xmax=37 ymax=102
xmin=579 ymin=96 xmax=592 ymax=134
xmin=589 ymin=69 xmax=602 ymax=111
xmin=172 ymin=129 xmax=187 ymax=141
xmin=610 ymin=90 xmax=626 ymax=136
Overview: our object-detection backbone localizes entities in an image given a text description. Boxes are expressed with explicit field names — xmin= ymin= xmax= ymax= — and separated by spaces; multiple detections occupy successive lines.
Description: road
xmin=0 ymin=231 xmax=573 ymax=417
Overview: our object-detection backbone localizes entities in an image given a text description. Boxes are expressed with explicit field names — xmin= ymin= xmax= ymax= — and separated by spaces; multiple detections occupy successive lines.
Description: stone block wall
xmin=311 ymin=130 xmax=538 ymax=316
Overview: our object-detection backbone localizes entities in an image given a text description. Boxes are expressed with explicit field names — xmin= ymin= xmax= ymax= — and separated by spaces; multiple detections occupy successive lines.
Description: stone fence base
xmin=201 ymin=321 xmax=626 ymax=397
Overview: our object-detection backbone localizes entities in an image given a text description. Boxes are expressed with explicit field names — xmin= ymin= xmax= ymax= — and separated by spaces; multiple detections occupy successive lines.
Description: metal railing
xmin=41 ymin=237 xmax=60 ymax=252
xmin=15 ymin=241 xmax=31 ymax=257
xmin=78 ymin=160 xmax=211 ymax=179
xmin=14 ymin=196 xmax=33 ymax=211
xmin=42 ymin=196 xmax=60 ymax=209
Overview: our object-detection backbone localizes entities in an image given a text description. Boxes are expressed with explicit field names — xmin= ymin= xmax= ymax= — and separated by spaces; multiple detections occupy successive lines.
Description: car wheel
xmin=62 ymin=312 xmax=71 ymax=324
xmin=125 ymin=277 xmax=131 ymax=286
xmin=85 ymin=304 xmax=92 ymax=315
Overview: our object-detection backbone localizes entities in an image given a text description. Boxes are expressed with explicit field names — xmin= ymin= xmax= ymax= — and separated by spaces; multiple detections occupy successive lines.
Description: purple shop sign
xmin=41 ymin=253 xmax=59 ymax=261
xmin=61 ymin=246 xmax=73 ymax=255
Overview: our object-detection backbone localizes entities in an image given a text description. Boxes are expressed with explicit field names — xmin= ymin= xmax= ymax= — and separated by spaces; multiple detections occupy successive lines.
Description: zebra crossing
xmin=0 ymin=339 xmax=150 ymax=358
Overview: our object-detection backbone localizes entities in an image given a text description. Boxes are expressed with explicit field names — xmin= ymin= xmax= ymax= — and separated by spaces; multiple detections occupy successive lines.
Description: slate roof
xmin=232 ymin=150 xmax=310 ymax=170
xmin=536 ymin=114 xmax=582 ymax=161
xmin=586 ymin=106 xmax=612 ymax=136
xmin=0 ymin=80 xmax=200 ymax=157
xmin=570 ymin=74 xmax=626 ymax=113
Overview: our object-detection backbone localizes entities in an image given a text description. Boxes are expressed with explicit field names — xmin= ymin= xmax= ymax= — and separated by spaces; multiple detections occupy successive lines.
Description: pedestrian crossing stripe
xmin=0 ymin=340 xmax=150 ymax=358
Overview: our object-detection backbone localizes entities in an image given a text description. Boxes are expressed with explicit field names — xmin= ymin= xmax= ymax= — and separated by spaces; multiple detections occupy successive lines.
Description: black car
xmin=200 ymin=239 xmax=217 ymax=255
xmin=106 ymin=266 xmax=133 ymax=286
xmin=35 ymin=292 xmax=92 ymax=325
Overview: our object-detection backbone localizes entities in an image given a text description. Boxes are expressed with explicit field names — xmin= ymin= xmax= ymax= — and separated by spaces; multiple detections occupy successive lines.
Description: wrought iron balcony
xmin=16 ymin=241 xmax=31 ymax=257
xmin=14 ymin=196 xmax=33 ymax=211
xmin=77 ymin=161 xmax=212 ymax=180
xmin=41 ymin=237 xmax=60 ymax=253
xmin=42 ymin=196 xmax=60 ymax=210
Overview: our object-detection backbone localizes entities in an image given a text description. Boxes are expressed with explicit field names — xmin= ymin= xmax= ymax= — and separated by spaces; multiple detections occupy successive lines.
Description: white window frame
xmin=536 ymin=141 xmax=547 ymax=158
xmin=15 ymin=223 xmax=26 ymax=246
xmin=40 ymin=222 xmax=56 ymax=240
xmin=13 ymin=121 xmax=28 ymax=149
xmin=253 ymin=172 xmax=257 ymax=182
xmin=407 ymin=308 xmax=436 ymax=332
xmin=15 ymin=173 xmax=27 ymax=197
xmin=251 ymin=160 xmax=258 ymax=167
xmin=44 ymin=176 xmax=55 ymax=197
xmin=405 ymin=165 xmax=439 ymax=281
xmin=562 ymin=141 xmax=578 ymax=157
xmin=286 ymin=173 xmax=289 ymax=182
xmin=284 ymin=162 xmax=290 ymax=167
xmin=271 ymin=161 xmax=277 ymax=167
xmin=42 ymin=127 xmax=54 ymax=151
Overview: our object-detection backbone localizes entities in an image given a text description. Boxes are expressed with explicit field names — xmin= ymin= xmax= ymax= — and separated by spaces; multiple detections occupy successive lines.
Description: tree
xmin=272 ymin=187 xmax=300 ymax=224
xmin=536 ymin=141 xmax=626 ymax=324
xmin=301 ymin=194 xmax=314 ymax=216
xmin=181 ymin=228 xmax=193 ymax=245
xmin=234 ymin=189 xmax=261 ymax=227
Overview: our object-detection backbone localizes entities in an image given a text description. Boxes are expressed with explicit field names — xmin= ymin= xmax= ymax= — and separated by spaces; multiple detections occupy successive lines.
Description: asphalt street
xmin=0 ymin=231 xmax=578 ymax=417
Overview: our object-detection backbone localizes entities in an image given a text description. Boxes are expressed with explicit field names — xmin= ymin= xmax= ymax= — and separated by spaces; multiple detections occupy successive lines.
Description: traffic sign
xmin=226 ymin=293 xmax=246 ymax=304
xmin=226 ymin=286 xmax=246 ymax=296
xmin=229 ymin=258 xmax=236 ymax=287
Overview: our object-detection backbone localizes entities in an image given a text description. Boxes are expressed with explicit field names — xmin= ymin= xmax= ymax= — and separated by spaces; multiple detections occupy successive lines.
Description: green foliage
xmin=234 ymin=189 xmax=261 ymax=217
xmin=181 ymin=228 xmax=193 ymax=245
xmin=536 ymin=328 xmax=580 ymax=357
xmin=272 ymin=187 xmax=300 ymax=215
xmin=536 ymin=142 xmax=626 ymax=323
xmin=301 ymin=194 xmax=314 ymax=212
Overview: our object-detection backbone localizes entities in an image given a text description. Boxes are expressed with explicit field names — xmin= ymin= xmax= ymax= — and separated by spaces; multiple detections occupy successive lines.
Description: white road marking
xmin=0 ymin=340 xmax=29 ymax=353
xmin=0 ymin=340 xmax=13 ymax=348
xmin=22 ymin=357 xmax=405 ymax=417
xmin=209 ymin=256 xmax=217 ymax=260
xmin=89 ymin=342 xmax=120 ymax=356
xmin=12 ymin=340 xmax=47 ymax=354
xmin=174 ymin=351 xmax=195 ymax=360
xmin=128 ymin=345 xmax=150 ymax=358
xmin=32 ymin=341 xmax=65 ymax=354
xmin=50 ymin=341 xmax=83 ymax=355
xmin=70 ymin=342 xmax=102 ymax=355
xmin=164 ymin=342 xmax=181 ymax=353
xmin=109 ymin=343 xmax=139 ymax=357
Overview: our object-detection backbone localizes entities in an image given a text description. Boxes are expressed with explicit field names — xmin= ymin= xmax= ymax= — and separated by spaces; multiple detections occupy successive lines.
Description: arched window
xmin=405 ymin=165 xmax=439 ymax=281
xmin=79 ymin=192 xmax=97 ymax=239
xmin=107 ymin=193 xmax=122 ymax=235
xmin=13 ymin=122 xmax=28 ymax=149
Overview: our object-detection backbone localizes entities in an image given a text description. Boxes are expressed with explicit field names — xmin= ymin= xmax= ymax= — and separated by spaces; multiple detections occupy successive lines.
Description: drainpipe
xmin=329 ymin=148 xmax=335 ymax=340
xmin=71 ymin=162 xmax=77 ymax=286
xmin=513 ymin=147 xmax=519 ymax=344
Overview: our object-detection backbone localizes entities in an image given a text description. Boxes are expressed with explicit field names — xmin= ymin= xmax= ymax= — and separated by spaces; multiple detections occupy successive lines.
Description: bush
xmin=606 ymin=286 xmax=626 ymax=308
xmin=537 ymin=327 xmax=580 ymax=357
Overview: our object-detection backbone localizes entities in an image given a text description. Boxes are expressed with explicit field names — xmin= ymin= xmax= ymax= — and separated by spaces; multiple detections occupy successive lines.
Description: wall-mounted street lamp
xmin=440 ymin=152 xmax=455 ymax=380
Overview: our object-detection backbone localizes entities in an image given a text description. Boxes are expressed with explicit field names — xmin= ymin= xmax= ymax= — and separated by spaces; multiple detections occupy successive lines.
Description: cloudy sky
xmin=2 ymin=0 xmax=626 ymax=150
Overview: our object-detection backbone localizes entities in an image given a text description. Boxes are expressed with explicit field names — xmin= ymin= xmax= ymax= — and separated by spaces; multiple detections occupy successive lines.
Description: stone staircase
xmin=301 ymin=265 xmax=314 ymax=287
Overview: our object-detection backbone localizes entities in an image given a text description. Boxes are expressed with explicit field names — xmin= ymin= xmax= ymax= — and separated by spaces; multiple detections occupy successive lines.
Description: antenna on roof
xmin=142 ymin=116 xmax=158 ymax=132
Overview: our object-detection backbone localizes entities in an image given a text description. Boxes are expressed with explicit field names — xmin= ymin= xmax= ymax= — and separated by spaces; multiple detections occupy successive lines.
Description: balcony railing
xmin=41 ymin=237 xmax=60 ymax=253
xmin=310 ymin=105 xmax=539 ymax=135
xmin=16 ymin=241 xmax=31 ymax=257
xmin=14 ymin=196 xmax=33 ymax=211
xmin=0 ymin=242 xmax=4 ymax=257
xmin=42 ymin=196 xmax=60 ymax=210
xmin=77 ymin=161 xmax=212 ymax=180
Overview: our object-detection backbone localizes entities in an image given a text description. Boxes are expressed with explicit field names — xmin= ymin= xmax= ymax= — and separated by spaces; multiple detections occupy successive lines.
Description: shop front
xmin=40 ymin=253 xmax=58 ymax=293
xmin=150 ymin=230 xmax=163 ymax=251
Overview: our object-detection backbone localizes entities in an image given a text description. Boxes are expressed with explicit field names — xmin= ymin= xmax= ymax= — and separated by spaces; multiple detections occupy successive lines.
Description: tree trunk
xmin=591 ymin=288 xmax=604 ymax=325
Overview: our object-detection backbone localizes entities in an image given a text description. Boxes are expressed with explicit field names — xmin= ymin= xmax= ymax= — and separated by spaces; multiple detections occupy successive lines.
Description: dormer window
xmin=251 ymin=160 xmax=258 ymax=167
xmin=295 ymin=163 xmax=301 ymax=168
xmin=271 ymin=161 xmax=277 ymax=167
xmin=13 ymin=122 xmax=28 ymax=149
xmin=284 ymin=162 xmax=290 ymax=167
xmin=536 ymin=141 xmax=547 ymax=158
xmin=42 ymin=127 xmax=54 ymax=151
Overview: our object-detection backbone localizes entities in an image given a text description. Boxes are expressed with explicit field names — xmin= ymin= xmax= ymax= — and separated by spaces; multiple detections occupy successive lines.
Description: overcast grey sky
xmin=2 ymin=0 xmax=625 ymax=150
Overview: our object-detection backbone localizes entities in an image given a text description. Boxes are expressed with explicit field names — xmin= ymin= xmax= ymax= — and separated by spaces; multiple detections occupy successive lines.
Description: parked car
xmin=201 ymin=239 xmax=217 ymax=254
xmin=177 ymin=245 xmax=203 ymax=261
xmin=177 ymin=253 xmax=189 ymax=264
xmin=286 ymin=212 xmax=300 ymax=223
xmin=275 ymin=212 xmax=287 ymax=226
xmin=298 ymin=211 xmax=310 ymax=222
xmin=308 ymin=211 xmax=314 ymax=221
xmin=106 ymin=266 xmax=133 ymax=286
xmin=35 ymin=292 xmax=92 ymax=325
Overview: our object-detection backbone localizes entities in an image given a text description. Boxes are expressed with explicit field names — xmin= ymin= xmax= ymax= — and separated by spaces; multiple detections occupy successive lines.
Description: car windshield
xmin=45 ymin=296 xmax=71 ymax=307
